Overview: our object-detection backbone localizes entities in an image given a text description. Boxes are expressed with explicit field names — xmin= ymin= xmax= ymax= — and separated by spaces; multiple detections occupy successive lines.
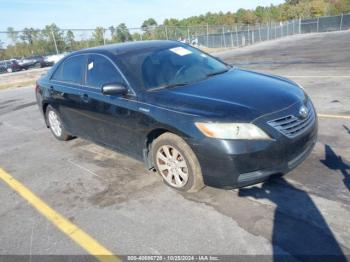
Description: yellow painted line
xmin=0 ymin=168 xmax=121 ymax=262
xmin=318 ymin=114 xmax=350 ymax=120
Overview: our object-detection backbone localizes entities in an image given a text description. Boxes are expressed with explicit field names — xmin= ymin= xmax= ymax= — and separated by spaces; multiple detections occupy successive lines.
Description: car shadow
xmin=320 ymin=144 xmax=350 ymax=192
xmin=238 ymin=177 xmax=346 ymax=261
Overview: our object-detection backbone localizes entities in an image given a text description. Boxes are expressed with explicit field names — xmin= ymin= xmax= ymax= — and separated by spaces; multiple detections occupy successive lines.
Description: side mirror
xmin=101 ymin=83 xmax=128 ymax=96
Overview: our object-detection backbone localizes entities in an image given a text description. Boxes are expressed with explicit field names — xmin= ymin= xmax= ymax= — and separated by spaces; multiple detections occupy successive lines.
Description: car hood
xmin=146 ymin=69 xmax=306 ymax=121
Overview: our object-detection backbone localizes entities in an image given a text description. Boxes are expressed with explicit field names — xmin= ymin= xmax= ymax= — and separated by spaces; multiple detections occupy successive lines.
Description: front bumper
xmin=188 ymin=101 xmax=318 ymax=189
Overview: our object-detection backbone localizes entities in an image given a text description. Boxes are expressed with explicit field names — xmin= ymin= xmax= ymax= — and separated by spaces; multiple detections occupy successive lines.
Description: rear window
xmin=52 ymin=55 xmax=85 ymax=84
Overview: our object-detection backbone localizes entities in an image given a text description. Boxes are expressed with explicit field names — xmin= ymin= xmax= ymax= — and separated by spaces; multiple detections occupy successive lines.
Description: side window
xmin=52 ymin=64 xmax=63 ymax=80
xmin=86 ymin=55 xmax=124 ymax=88
xmin=52 ymin=55 xmax=85 ymax=84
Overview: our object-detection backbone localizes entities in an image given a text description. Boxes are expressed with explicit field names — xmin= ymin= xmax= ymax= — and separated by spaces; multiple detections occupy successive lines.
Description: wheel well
xmin=42 ymin=103 xmax=49 ymax=127
xmin=144 ymin=128 xmax=170 ymax=170
xmin=42 ymin=103 xmax=49 ymax=114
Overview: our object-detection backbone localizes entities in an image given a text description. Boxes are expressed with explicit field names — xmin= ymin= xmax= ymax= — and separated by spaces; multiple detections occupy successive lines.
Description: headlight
xmin=195 ymin=122 xmax=271 ymax=140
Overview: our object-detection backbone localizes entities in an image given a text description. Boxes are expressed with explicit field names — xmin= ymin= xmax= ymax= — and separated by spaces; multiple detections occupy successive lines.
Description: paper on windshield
xmin=169 ymin=47 xmax=192 ymax=56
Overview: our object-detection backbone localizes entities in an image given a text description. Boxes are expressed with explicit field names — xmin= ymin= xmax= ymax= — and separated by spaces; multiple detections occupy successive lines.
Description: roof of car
xmin=75 ymin=40 xmax=181 ymax=56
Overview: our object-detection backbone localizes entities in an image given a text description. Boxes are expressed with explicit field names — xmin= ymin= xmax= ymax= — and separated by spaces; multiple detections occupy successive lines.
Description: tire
xmin=152 ymin=132 xmax=205 ymax=192
xmin=7 ymin=68 xmax=12 ymax=73
xmin=45 ymin=105 xmax=72 ymax=141
xmin=34 ymin=62 xmax=41 ymax=68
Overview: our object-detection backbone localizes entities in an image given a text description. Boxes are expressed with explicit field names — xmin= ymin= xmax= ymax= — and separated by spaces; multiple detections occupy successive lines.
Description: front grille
xmin=267 ymin=105 xmax=315 ymax=138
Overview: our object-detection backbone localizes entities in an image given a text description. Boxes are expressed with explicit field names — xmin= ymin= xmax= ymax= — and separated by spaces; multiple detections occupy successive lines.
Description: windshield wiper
xmin=148 ymin=82 xmax=189 ymax=91
xmin=206 ymin=69 xmax=229 ymax=77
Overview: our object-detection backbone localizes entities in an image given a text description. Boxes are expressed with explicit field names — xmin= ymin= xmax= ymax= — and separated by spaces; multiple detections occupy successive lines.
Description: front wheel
xmin=45 ymin=105 xmax=72 ymax=141
xmin=152 ymin=133 xmax=205 ymax=192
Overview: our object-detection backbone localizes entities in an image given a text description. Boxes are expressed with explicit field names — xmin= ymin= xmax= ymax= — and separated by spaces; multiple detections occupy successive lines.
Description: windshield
xmin=115 ymin=45 xmax=229 ymax=90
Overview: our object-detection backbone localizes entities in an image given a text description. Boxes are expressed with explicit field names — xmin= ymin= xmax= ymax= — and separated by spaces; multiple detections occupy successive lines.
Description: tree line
xmin=1 ymin=0 xmax=349 ymax=60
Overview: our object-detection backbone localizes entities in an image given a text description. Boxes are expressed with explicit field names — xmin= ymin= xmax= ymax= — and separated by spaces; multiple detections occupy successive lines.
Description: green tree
xmin=116 ymin=23 xmax=131 ymax=42
xmin=310 ymin=0 xmax=328 ymax=17
xmin=141 ymin=18 xmax=158 ymax=31
xmin=65 ymin=30 xmax=75 ymax=50
xmin=7 ymin=27 xmax=18 ymax=44
xmin=41 ymin=24 xmax=65 ymax=54
xmin=20 ymin=28 xmax=35 ymax=44
xmin=109 ymin=26 xmax=116 ymax=42
xmin=92 ymin=27 xmax=105 ymax=45
xmin=132 ymin=32 xmax=142 ymax=41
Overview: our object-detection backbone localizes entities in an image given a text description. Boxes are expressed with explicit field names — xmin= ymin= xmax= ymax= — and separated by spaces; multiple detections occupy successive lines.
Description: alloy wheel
xmin=156 ymin=145 xmax=189 ymax=188
xmin=48 ymin=110 xmax=62 ymax=137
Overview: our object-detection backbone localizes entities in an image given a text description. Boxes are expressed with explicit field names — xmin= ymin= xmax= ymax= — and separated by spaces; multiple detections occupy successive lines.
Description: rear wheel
xmin=45 ymin=105 xmax=72 ymax=141
xmin=152 ymin=133 xmax=204 ymax=192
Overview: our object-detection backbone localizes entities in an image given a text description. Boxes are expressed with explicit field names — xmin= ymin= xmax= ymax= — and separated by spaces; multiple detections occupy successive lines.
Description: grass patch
xmin=0 ymin=80 xmax=36 ymax=90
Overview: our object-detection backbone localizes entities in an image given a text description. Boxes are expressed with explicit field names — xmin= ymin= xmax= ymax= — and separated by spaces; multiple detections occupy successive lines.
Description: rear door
xmin=49 ymin=54 xmax=87 ymax=135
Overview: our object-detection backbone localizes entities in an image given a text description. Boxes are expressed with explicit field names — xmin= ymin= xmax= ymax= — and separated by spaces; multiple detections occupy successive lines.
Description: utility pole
xmin=51 ymin=30 xmax=58 ymax=54
xmin=206 ymin=23 xmax=209 ymax=47
xmin=247 ymin=24 xmax=250 ymax=44
xmin=103 ymin=29 xmax=106 ymax=45
xmin=222 ymin=26 xmax=226 ymax=48
xmin=340 ymin=13 xmax=344 ymax=31
xmin=281 ymin=22 xmax=283 ymax=37
xmin=275 ymin=23 xmax=277 ymax=39
xmin=259 ymin=23 xmax=262 ymax=42
xmin=165 ymin=26 xmax=168 ymax=40
xmin=187 ymin=27 xmax=190 ymax=43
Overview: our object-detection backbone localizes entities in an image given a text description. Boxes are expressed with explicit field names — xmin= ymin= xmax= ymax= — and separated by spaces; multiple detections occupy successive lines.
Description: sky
xmin=0 ymin=0 xmax=285 ymax=31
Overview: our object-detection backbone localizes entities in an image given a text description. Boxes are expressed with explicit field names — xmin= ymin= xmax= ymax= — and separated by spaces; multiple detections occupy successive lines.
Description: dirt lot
xmin=0 ymin=67 xmax=49 ymax=90
xmin=0 ymin=31 xmax=349 ymax=260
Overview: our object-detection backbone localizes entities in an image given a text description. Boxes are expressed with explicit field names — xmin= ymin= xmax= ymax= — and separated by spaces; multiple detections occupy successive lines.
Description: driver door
xmin=79 ymin=54 xmax=141 ymax=155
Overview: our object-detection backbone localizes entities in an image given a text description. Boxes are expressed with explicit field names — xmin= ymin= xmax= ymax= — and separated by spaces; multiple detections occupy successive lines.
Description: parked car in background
xmin=0 ymin=59 xmax=22 ymax=73
xmin=44 ymin=53 xmax=67 ymax=65
xmin=18 ymin=56 xmax=48 ymax=69
xmin=36 ymin=41 xmax=318 ymax=192
xmin=43 ymin=56 xmax=55 ymax=67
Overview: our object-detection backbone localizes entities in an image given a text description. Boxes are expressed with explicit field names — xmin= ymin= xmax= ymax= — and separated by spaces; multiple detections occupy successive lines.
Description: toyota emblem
xmin=299 ymin=105 xmax=308 ymax=119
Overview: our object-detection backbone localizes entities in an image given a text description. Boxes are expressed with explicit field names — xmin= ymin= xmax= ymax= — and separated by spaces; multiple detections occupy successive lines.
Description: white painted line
xmin=67 ymin=159 xmax=100 ymax=178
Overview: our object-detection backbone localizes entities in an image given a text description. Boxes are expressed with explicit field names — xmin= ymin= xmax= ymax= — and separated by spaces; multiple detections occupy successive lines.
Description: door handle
xmin=81 ymin=94 xmax=89 ymax=103
xmin=49 ymin=86 xmax=64 ymax=96
xmin=48 ymin=86 xmax=55 ymax=95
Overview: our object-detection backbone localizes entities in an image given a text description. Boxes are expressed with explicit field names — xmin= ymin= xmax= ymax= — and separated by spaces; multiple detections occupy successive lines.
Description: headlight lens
xmin=195 ymin=122 xmax=271 ymax=140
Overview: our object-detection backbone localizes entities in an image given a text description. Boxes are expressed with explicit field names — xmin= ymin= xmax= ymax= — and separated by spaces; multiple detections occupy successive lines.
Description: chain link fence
xmin=0 ymin=13 xmax=349 ymax=60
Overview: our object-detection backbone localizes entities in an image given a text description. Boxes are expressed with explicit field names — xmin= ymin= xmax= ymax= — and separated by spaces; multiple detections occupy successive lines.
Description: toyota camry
xmin=36 ymin=40 xmax=318 ymax=192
